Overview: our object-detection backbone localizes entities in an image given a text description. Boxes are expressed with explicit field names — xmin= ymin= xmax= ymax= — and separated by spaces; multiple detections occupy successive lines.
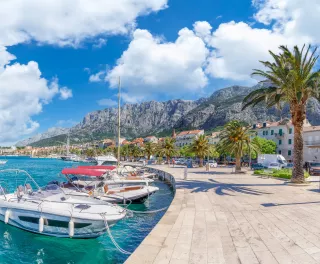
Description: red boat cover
xmin=61 ymin=168 xmax=106 ymax=177
xmin=77 ymin=165 xmax=116 ymax=170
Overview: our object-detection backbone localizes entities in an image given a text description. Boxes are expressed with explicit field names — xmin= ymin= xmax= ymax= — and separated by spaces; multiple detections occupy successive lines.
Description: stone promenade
xmin=125 ymin=165 xmax=320 ymax=264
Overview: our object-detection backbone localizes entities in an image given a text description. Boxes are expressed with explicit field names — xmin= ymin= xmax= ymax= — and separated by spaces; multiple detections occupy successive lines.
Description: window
xmin=279 ymin=128 xmax=283 ymax=135
xmin=265 ymin=131 xmax=268 ymax=136
xmin=278 ymin=150 xmax=282 ymax=154
xmin=263 ymin=131 xmax=265 ymax=136
xmin=279 ymin=140 xmax=282 ymax=145
xmin=288 ymin=150 xmax=292 ymax=156
xmin=289 ymin=128 xmax=293 ymax=134
xmin=288 ymin=139 xmax=292 ymax=145
xmin=271 ymin=130 xmax=274 ymax=135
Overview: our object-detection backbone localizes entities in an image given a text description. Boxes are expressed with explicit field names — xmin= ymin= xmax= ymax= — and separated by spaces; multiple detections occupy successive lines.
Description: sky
xmin=0 ymin=0 xmax=320 ymax=145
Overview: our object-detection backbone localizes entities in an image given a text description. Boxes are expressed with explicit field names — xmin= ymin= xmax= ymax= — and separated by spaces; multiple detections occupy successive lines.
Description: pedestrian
xmin=172 ymin=158 xmax=175 ymax=168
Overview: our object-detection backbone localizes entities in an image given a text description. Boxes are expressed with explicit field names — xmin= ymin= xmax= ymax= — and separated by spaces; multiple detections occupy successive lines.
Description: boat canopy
xmin=61 ymin=168 xmax=107 ymax=177
xmin=77 ymin=165 xmax=116 ymax=170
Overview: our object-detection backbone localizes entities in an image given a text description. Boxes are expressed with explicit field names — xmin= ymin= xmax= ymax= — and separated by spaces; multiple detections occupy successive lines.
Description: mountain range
xmin=16 ymin=85 xmax=320 ymax=147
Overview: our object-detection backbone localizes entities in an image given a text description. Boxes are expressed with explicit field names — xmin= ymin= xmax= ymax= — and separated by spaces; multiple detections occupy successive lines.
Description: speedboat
xmin=0 ymin=170 xmax=126 ymax=238
xmin=62 ymin=168 xmax=154 ymax=187
xmin=0 ymin=160 xmax=7 ymax=165
xmin=95 ymin=155 xmax=118 ymax=166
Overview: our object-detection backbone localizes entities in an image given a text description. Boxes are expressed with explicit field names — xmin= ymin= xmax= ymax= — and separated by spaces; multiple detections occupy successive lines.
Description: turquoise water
xmin=0 ymin=157 xmax=174 ymax=264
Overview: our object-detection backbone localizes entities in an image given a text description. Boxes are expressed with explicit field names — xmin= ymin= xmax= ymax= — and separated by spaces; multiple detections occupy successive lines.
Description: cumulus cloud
xmin=0 ymin=0 xmax=168 ymax=47
xmin=106 ymin=27 xmax=209 ymax=96
xmin=0 ymin=61 xmax=65 ymax=144
xmin=97 ymin=98 xmax=118 ymax=107
xmin=93 ymin=38 xmax=107 ymax=49
xmin=89 ymin=70 xmax=106 ymax=82
xmin=59 ymin=87 xmax=73 ymax=100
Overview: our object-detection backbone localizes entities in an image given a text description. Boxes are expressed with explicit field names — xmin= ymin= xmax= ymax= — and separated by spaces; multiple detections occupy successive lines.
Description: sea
xmin=0 ymin=157 xmax=174 ymax=264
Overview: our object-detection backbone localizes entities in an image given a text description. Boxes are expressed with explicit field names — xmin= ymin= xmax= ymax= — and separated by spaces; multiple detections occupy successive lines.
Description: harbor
xmin=0 ymin=157 xmax=174 ymax=263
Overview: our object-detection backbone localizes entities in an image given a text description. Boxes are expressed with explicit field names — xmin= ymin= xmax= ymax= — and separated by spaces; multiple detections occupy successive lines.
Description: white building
xmin=144 ymin=136 xmax=158 ymax=144
xmin=253 ymin=119 xmax=312 ymax=161
xmin=175 ymin=130 xmax=204 ymax=147
xmin=303 ymin=126 xmax=320 ymax=162
xmin=208 ymin=132 xmax=221 ymax=145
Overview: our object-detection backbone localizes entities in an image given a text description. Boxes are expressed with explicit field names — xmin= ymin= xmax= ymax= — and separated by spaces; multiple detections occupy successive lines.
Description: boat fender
xmin=4 ymin=210 xmax=10 ymax=224
xmin=69 ymin=219 xmax=74 ymax=238
xmin=39 ymin=217 xmax=44 ymax=233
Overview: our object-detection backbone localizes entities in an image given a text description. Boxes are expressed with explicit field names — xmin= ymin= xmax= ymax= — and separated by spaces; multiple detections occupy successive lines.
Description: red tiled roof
xmin=304 ymin=126 xmax=320 ymax=132
xmin=177 ymin=130 xmax=203 ymax=136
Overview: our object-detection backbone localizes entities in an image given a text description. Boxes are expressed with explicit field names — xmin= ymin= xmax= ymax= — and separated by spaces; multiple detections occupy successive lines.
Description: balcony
xmin=304 ymin=140 xmax=320 ymax=147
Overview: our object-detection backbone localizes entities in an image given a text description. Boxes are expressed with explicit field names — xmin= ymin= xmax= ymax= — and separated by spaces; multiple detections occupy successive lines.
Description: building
xmin=144 ymin=136 xmax=158 ymax=144
xmin=303 ymin=126 xmax=320 ymax=162
xmin=208 ymin=132 xmax=221 ymax=145
xmin=131 ymin=138 xmax=144 ymax=147
xmin=252 ymin=119 xmax=312 ymax=161
xmin=175 ymin=130 xmax=204 ymax=147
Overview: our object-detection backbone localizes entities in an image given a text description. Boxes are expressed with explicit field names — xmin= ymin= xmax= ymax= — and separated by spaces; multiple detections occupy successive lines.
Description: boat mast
xmin=67 ymin=133 xmax=70 ymax=156
xmin=117 ymin=76 xmax=121 ymax=168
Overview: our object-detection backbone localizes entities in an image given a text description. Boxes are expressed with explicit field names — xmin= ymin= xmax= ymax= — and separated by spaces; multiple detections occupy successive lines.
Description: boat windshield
xmin=101 ymin=161 xmax=118 ymax=166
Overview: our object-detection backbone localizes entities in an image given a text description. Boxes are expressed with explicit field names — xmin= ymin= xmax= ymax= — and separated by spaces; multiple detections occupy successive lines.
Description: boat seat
xmin=25 ymin=183 xmax=33 ymax=194
xmin=17 ymin=185 xmax=24 ymax=199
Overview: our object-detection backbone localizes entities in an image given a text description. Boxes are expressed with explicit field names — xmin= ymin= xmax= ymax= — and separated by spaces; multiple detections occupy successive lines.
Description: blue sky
xmin=0 ymin=0 xmax=318 ymax=144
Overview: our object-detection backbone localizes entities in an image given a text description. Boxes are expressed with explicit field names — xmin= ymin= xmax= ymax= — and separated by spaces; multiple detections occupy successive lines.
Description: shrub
xmin=254 ymin=168 xmax=310 ymax=179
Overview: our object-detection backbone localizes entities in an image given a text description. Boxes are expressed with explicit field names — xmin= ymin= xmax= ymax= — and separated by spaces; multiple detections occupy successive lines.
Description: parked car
xmin=207 ymin=160 xmax=218 ymax=168
xmin=285 ymin=163 xmax=294 ymax=169
xmin=268 ymin=162 xmax=281 ymax=170
xmin=251 ymin=163 xmax=267 ymax=170
xmin=308 ymin=162 xmax=320 ymax=175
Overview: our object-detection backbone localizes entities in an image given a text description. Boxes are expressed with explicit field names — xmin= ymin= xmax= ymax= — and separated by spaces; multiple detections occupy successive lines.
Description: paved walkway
xmin=125 ymin=166 xmax=320 ymax=264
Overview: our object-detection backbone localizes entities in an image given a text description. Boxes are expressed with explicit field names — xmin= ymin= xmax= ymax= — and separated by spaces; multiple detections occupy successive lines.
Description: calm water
xmin=0 ymin=157 xmax=174 ymax=264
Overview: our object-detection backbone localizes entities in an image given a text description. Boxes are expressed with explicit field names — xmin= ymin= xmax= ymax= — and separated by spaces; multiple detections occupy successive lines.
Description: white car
xmin=268 ymin=162 xmax=281 ymax=170
xmin=208 ymin=160 xmax=218 ymax=168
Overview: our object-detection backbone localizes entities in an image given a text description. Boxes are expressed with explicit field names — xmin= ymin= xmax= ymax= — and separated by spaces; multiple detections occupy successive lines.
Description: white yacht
xmin=0 ymin=170 xmax=126 ymax=238
xmin=95 ymin=155 xmax=118 ymax=166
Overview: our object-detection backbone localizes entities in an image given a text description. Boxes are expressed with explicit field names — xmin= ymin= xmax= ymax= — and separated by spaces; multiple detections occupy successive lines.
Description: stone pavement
xmin=125 ymin=165 xmax=320 ymax=264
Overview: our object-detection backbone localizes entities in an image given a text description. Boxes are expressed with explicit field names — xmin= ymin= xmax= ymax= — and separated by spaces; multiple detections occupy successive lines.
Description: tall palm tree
xmin=190 ymin=134 xmax=209 ymax=167
xmin=144 ymin=142 xmax=156 ymax=160
xmin=242 ymin=45 xmax=320 ymax=183
xmin=217 ymin=121 xmax=260 ymax=172
xmin=130 ymin=145 xmax=141 ymax=161
xmin=157 ymin=137 xmax=177 ymax=164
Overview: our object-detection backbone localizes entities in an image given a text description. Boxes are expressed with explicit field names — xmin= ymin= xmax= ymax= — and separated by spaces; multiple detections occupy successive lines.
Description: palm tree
xmin=190 ymin=134 xmax=209 ymax=167
xmin=144 ymin=142 xmax=156 ymax=160
xmin=217 ymin=121 xmax=260 ymax=172
xmin=157 ymin=137 xmax=177 ymax=164
xmin=120 ymin=145 xmax=130 ymax=161
xmin=242 ymin=45 xmax=320 ymax=183
xmin=130 ymin=145 xmax=141 ymax=161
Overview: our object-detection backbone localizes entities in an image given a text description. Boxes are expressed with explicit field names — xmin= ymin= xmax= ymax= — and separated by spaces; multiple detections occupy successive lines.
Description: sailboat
xmin=61 ymin=133 xmax=80 ymax=162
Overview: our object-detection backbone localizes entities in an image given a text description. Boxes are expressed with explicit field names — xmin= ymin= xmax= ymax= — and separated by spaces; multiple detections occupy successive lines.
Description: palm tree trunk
xmin=235 ymin=155 xmax=241 ymax=172
xmin=292 ymin=122 xmax=305 ymax=183
xmin=291 ymin=104 xmax=306 ymax=183
xmin=199 ymin=158 xmax=203 ymax=167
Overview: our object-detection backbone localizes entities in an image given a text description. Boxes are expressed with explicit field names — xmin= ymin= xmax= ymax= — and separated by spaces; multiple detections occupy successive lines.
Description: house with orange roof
xmin=131 ymin=138 xmax=144 ymax=147
xmin=175 ymin=129 xmax=204 ymax=147
xmin=208 ymin=131 xmax=221 ymax=145
xmin=144 ymin=136 xmax=158 ymax=144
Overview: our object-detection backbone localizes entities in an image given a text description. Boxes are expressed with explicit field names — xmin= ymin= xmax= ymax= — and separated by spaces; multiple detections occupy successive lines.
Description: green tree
xmin=120 ymin=145 xmax=130 ymax=161
xmin=242 ymin=45 xmax=320 ymax=183
xmin=190 ymin=135 xmax=210 ymax=167
xmin=208 ymin=145 xmax=220 ymax=159
xmin=179 ymin=145 xmax=195 ymax=158
xmin=85 ymin=148 xmax=95 ymax=157
xmin=144 ymin=142 xmax=156 ymax=160
xmin=217 ymin=121 xmax=260 ymax=172
xmin=130 ymin=145 xmax=141 ymax=160
xmin=252 ymin=137 xmax=276 ymax=155
xmin=157 ymin=137 xmax=177 ymax=164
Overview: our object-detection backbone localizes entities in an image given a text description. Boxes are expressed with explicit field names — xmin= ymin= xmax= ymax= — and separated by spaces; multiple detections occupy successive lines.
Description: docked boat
xmin=95 ymin=155 xmax=118 ymax=166
xmin=0 ymin=170 xmax=126 ymax=238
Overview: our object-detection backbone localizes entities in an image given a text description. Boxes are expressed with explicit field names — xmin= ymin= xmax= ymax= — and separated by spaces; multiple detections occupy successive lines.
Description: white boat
xmin=0 ymin=170 xmax=126 ymax=238
xmin=95 ymin=155 xmax=118 ymax=166
xmin=0 ymin=160 xmax=7 ymax=165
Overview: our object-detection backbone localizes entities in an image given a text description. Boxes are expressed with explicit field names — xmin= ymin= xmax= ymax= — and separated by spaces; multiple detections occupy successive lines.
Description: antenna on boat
xmin=66 ymin=132 xmax=70 ymax=156
xmin=117 ymin=76 xmax=121 ymax=168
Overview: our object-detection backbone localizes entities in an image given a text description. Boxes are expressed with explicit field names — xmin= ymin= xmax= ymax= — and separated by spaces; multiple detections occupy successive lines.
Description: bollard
xmin=184 ymin=167 xmax=188 ymax=180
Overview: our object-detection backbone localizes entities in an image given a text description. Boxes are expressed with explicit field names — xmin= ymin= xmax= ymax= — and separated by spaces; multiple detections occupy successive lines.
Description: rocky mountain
xmin=16 ymin=127 xmax=70 ymax=147
xmin=20 ymin=85 xmax=320 ymax=147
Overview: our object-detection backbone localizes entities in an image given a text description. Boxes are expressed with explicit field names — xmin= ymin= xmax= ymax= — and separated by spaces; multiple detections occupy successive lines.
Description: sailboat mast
xmin=67 ymin=133 xmax=70 ymax=156
xmin=117 ymin=76 xmax=121 ymax=167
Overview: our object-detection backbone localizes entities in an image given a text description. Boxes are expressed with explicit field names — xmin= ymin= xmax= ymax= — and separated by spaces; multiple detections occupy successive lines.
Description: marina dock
xmin=126 ymin=165 xmax=320 ymax=264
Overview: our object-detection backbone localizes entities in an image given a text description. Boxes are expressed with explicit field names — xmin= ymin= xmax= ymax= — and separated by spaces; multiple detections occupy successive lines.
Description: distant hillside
xmin=18 ymin=85 xmax=320 ymax=147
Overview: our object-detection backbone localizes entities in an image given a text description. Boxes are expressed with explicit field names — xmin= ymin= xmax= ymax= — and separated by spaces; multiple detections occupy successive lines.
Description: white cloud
xmin=89 ymin=70 xmax=106 ymax=82
xmin=121 ymin=93 xmax=144 ymax=104
xmin=59 ymin=87 xmax=73 ymax=100
xmin=0 ymin=61 xmax=65 ymax=144
xmin=93 ymin=38 xmax=107 ymax=49
xmin=106 ymin=27 xmax=209 ymax=96
xmin=0 ymin=0 xmax=168 ymax=47
xmin=97 ymin=98 xmax=117 ymax=107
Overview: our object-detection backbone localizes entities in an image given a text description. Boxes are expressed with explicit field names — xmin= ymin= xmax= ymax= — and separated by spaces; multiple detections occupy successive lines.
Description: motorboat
xmin=61 ymin=154 xmax=80 ymax=162
xmin=95 ymin=155 xmax=118 ymax=166
xmin=0 ymin=160 xmax=7 ymax=165
xmin=61 ymin=168 xmax=154 ymax=187
xmin=0 ymin=170 xmax=126 ymax=238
